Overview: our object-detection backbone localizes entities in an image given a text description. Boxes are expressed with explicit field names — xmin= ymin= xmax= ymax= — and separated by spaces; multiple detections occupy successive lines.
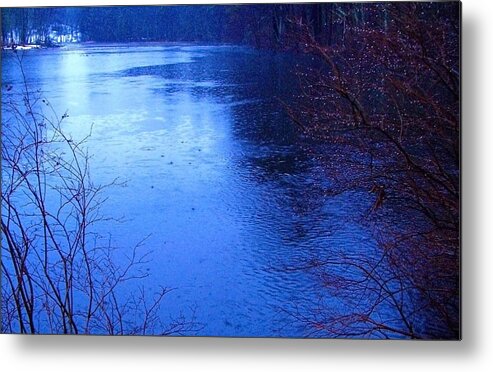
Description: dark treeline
xmin=2 ymin=4 xmax=393 ymax=47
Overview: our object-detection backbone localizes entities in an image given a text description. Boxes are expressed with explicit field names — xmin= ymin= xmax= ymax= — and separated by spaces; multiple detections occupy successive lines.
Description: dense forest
xmin=3 ymin=4 xmax=402 ymax=47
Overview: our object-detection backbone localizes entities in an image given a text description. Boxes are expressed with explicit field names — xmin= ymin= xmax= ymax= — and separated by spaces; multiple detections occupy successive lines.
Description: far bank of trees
xmin=2 ymin=4 xmax=369 ymax=47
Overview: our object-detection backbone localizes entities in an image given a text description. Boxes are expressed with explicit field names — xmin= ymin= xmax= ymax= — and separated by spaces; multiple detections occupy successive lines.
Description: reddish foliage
xmin=283 ymin=3 xmax=459 ymax=339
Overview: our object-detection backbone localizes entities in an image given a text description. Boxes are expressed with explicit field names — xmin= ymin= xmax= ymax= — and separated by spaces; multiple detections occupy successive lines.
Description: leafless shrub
xmin=1 ymin=52 xmax=196 ymax=335
xmin=283 ymin=3 xmax=459 ymax=339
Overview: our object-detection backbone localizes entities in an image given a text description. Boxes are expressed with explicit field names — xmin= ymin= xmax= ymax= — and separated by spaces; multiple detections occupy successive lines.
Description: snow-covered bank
xmin=2 ymin=44 xmax=43 ymax=51
xmin=2 ymin=23 xmax=81 ymax=51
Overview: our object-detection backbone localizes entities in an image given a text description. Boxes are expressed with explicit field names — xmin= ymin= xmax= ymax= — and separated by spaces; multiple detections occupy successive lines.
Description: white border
xmin=2 ymin=1 xmax=493 ymax=371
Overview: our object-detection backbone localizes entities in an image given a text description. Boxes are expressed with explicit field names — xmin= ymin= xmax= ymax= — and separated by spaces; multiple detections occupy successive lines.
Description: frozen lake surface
xmin=2 ymin=44 xmax=372 ymax=337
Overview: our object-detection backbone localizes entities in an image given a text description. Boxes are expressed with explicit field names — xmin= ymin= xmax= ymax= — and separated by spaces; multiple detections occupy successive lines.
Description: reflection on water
xmin=1 ymin=44 xmax=372 ymax=337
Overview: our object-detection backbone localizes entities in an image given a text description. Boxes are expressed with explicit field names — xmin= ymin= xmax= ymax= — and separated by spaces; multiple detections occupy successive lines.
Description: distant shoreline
xmin=2 ymin=41 xmax=245 ymax=52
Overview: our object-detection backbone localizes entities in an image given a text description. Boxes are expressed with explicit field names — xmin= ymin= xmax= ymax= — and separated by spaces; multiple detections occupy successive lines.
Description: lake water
xmin=2 ymin=44 xmax=373 ymax=337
